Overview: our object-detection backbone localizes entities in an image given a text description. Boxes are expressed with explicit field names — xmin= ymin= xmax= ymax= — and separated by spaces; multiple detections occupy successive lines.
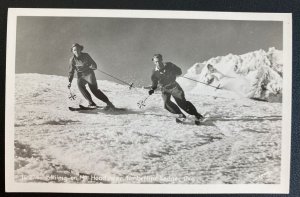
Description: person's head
xmin=71 ymin=43 xmax=84 ymax=57
xmin=152 ymin=54 xmax=163 ymax=67
xmin=207 ymin=64 xmax=215 ymax=72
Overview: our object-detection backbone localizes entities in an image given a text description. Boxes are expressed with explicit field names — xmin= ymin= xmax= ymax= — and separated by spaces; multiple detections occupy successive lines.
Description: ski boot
xmin=88 ymin=102 xmax=98 ymax=109
xmin=176 ymin=113 xmax=186 ymax=123
xmin=104 ymin=101 xmax=115 ymax=111
xmin=195 ymin=113 xmax=205 ymax=125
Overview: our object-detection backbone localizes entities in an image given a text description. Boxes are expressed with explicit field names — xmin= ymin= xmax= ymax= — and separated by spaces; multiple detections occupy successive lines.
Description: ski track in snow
xmin=14 ymin=74 xmax=281 ymax=184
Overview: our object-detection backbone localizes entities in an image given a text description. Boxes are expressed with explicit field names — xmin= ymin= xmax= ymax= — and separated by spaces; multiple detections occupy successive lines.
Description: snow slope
xmin=14 ymin=73 xmax=282 ymax=184
xmin=178 ymin=47 xmax=283 ymax=102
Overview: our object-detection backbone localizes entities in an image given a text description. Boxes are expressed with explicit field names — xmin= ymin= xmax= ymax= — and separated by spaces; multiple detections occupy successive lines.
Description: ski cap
xmin=71 ymin=43 xmax=84 ymax=52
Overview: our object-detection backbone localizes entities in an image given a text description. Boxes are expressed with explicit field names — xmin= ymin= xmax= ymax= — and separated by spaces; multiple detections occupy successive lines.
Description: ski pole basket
xmin=68 ymin=89 xmax=77 ymax=100
xmin=137 ymin=95 xmax=150 ymax=109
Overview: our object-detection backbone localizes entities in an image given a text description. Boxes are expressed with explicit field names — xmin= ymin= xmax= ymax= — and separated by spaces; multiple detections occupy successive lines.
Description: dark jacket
xmin=68 ymin=52 xmax=97 ymax=82
xmin=151 ymin=62 xmax=182 ymax=90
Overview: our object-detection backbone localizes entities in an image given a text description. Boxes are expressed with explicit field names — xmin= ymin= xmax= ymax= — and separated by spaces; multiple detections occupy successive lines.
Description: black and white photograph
xmin=5 ymin=9 xmax=292 ymax=193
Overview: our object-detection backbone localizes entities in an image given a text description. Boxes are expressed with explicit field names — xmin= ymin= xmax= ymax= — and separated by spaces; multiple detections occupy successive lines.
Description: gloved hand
xmin=148 ymin=89 xmax=154 ymax=95
xmin=68 ymin=83 xmax=72 ymax=89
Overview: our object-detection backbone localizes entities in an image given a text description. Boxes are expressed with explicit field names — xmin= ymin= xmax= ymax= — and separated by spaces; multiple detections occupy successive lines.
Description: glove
xmin=148 ymin=89 xmax=154 ymax=95
xmin=68 ymin=83 xmax=72 ymax=89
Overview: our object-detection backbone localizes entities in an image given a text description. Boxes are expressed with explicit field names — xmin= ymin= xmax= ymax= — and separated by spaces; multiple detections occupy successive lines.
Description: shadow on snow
xmin=210 ymin=115 xmax=281 ymax=122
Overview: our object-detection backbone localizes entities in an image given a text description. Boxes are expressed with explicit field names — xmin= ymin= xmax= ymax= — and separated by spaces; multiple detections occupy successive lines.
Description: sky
xmin=15 ymin=16 xmax=282 ymax=86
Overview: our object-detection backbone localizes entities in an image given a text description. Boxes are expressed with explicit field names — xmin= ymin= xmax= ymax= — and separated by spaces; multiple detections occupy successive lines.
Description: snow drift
xmin=178 ymin=47 xmax=283 ymax=102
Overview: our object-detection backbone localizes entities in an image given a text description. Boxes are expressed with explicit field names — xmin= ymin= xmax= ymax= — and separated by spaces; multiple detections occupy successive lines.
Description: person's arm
xmin=68 ymin=58 xmax=75 ymax=84
xmin=150 ymin=71 xmax=158 ymax=90
xmin=148 ymin=71 xmax=158 ymax=95
xmin=87 ymin=53 xmax=97 ymax=70
xmin=169 ymin=62 xmax=182 ymax=76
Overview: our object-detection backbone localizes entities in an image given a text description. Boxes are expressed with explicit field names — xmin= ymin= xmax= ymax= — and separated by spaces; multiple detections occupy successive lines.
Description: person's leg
xmin=162 ymin=91 xmax=183 ymax=115
xmin=77 ymin=77 xmax=95 ymax=105
xmin=171 ymin=84 xmax=203 ymax=119
xmin=88 ymin=83 xmax=110 ymax=103
xmin=85 ymin=71 xmax=114 ymax=107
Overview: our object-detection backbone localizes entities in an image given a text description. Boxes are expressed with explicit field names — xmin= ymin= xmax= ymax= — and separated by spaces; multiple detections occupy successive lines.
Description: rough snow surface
xmin=14 ymin=73 xmax=282 ymax=184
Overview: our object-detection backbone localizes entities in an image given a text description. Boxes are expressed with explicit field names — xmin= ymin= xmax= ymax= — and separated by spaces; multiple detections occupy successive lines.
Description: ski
xmin=175 ymin=118 xmax=204 ymax=126
xmin=68 ymin=105 xmax=102 ymax=111
xmin=176 ymin=114 xmax=209 ymax=126
xmin=68 ymin=105 xmax=127 ymax=112
xmin=79 ymin=105 xmax=103 ymax=110
xmin=176 ymin=117 xmax=187 ymax=123
xmin=68 ymin=106 xmax=82 ymax=111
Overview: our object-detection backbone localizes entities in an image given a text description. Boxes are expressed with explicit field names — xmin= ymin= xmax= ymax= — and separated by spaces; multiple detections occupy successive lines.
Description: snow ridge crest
xmin=180 ymin=47 xmax=283 ymax=102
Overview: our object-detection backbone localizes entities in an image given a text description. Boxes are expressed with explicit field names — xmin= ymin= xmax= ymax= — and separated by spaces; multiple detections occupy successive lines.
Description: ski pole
xmin=137 ymin=95 xmax=151 ymax=109
xmin=95 ymin=69 xmax=134 ymax=89
xmin=180 ymin=76 xmax=221 ymax=89
xmin=68 ymin=88 xmax=77 ymax=100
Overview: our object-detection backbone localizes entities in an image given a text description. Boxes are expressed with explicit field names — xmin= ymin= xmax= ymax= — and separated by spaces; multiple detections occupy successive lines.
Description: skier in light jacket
xmin=68 ymin=43 xmax=115 ymax=110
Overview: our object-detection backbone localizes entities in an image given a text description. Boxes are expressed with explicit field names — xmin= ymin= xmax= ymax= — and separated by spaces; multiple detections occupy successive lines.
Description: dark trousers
xmin=77 ymin=71 xmax=109 ymax=105
xmin=162 ymin=83 xmax=199 ymax=116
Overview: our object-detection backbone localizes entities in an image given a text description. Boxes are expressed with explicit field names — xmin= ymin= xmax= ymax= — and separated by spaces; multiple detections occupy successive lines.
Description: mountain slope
xmin=14 ymin=73 xmax=282 ymax=184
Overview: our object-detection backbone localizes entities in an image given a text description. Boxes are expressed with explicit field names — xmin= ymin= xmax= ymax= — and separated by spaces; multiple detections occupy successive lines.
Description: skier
xmin=68 ymin=43 xmax=115 ymax=110
xmin=205 ymin=64 xmax=235 ymax=86
xmin=148 ymin=54 xmax=204 ymax=125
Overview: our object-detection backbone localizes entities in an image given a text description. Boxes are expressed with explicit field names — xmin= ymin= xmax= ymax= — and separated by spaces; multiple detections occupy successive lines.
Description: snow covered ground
xmin=14 ymin=73 xmax=282 ymax=184
xmin=178 ymin=47 xmax=283 ymax=102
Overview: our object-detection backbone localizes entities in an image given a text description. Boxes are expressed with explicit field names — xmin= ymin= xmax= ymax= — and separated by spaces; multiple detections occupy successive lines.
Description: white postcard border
xmin=5 ymin=8 xmax=292 ymax=194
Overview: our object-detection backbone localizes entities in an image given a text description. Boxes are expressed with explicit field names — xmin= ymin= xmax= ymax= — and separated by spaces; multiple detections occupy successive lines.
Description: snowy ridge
xmin=14 ymin=73 xmax=282 ymax=184
xmin=178 ymin=47 xmax=283 ymax=102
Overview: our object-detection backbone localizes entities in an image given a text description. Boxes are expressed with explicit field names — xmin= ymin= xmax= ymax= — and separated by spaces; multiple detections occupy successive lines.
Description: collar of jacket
xmin=155 ymin=63 xmax=166 ymax=71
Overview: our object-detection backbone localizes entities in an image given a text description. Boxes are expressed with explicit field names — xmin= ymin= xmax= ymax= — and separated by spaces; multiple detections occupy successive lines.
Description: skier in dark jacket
xmin=148 ymin=54 xmax=204 ymax=124
xmin=68 ymin=43 xmax=115 ymax=109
